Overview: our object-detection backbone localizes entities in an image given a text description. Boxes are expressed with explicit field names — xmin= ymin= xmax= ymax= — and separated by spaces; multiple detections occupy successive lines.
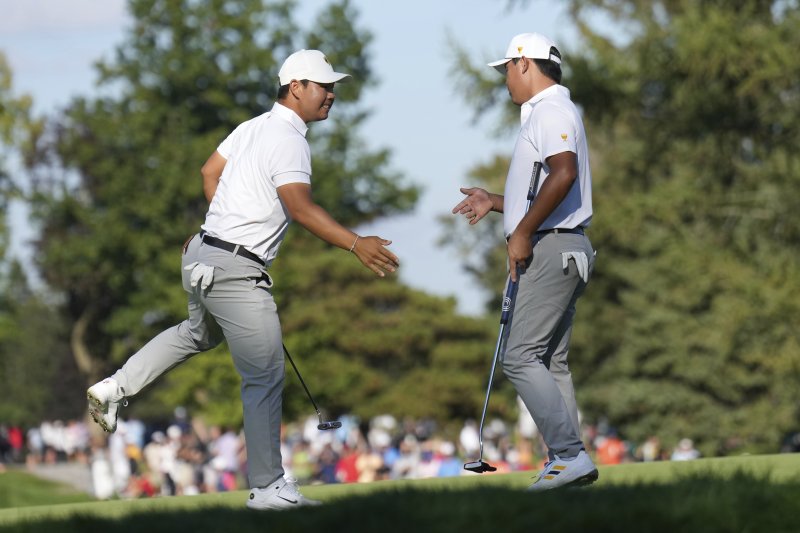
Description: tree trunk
xmin=70 ymin=308 xmax=98 ymax=384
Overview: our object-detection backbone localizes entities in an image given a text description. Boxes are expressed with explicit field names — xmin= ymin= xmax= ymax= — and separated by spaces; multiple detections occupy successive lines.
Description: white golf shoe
xmin=527 ymin=450 xmax=599 ymax=492
xmin=246 ymin=477 xmax=322 ymax=511
xmin=87 ymin=378 xmax=126 ymax=433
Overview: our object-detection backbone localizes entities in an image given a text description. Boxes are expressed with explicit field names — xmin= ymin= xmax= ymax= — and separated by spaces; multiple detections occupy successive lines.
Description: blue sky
xmin=0 ymin=0 xmax=576 ymax=315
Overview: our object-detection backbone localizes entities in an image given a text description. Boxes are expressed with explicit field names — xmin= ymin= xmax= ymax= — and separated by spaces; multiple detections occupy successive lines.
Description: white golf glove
xmin=561 ymin=251 xmax=590 ymax=283
xmin=184 ymin=262 xmax=215 ymax=290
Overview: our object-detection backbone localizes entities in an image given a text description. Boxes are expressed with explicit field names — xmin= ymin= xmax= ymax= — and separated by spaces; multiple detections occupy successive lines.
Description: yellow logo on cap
xmin=517 ymin=46 xmax=524 ymax=54
xmin=561 ymin=133 xmax=568 ymax=141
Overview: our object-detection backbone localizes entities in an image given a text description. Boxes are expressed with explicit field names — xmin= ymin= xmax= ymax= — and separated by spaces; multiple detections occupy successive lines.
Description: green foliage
xmin=445 ymin=0 xmax=800 ymax=454
xmin=0 ymin=51 xmax=40 ymax=260
xmin=0 ymin=55 xmax=76 ymax=425
xmin=566 ymin=0 xmax=800 ymax=455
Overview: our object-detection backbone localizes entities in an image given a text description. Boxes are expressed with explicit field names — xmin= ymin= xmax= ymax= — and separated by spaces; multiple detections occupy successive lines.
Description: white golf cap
xmin=488 ymin=33 xmax=562 ymax=73
xmin=278 ymin=49 xmax=351 ymax=86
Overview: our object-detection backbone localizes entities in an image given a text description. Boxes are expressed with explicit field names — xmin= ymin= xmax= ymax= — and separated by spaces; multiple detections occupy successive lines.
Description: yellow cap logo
xmin=517 ymin=46 xmax=524 ymax=54
xmin=561 ymin=133 xmax=568 ymax=141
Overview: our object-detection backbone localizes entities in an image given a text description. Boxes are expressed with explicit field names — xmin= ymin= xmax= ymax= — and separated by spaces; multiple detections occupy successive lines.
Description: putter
xmin=283 ymin=343 xmax=342 ymax=431
xmin=464 ymin=276 xmax=518 ymax=473
xmin=464 ymin=162 xmax=542 ymax=474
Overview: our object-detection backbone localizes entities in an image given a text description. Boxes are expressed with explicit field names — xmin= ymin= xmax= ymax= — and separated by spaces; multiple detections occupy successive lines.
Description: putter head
xmin=317 ymin=421 xmax=342 ymax=431
xmin=463 ymin=460 xmax=497 ymax=473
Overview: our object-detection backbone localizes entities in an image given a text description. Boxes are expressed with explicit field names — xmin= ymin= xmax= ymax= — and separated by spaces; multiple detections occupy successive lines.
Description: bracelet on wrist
xmin=348 ymin=235 xmax=360 ymax=253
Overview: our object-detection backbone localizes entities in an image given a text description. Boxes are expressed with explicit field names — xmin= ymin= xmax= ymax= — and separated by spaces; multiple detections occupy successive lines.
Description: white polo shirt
xmin=503 ymin=85 xmax=593 ymax=239
xmin=201 ymin=103 xmax=311 ymax=265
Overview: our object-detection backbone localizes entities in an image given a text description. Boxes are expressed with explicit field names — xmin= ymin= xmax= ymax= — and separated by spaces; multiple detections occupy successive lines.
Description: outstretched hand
xmin=352 ymin=236 xmax=399 ymax=277
xmin=452 ymin=187 xmax=493 ymax=225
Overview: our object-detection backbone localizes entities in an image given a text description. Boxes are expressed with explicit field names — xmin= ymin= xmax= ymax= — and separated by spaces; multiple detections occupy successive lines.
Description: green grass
xmin=0 ymin=470 xmax=93 ymax=509
xmin=2 ymin=454 xmax=799 ymax=532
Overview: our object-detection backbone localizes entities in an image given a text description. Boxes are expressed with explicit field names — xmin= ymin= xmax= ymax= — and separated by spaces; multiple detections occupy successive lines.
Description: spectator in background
xmin=595 ymin=430 xmax=627 ymax=465
xmin=289 ymin=441 xmax=314 ymax=484
xmin=314 ymin=444 xmax=339 ymax=484
xmin=355 ymin=441 xmax=384 ymax=483
xmin=638 ymin=436 xmax=662 ymax=462
xmin=459 ymin=420 xmax=480 ymax=460
xmin=208 ymin=425 xmax=242 ymax=489
xmin=671 ymin=438 xmax=700 ymax=461
xmin=437 ymin=441 xmax=462 ymax=477
xmin=89 ymin=436 xmax=115 ymax=499
xmin=391 ymin=435 xmax=420 ymax=479
xmin=108 ymin=421 xmax=132 ymax=494
xmin=335 ymin=445 xmax=360 ymax=483
xmin=26 ymin=426 xmax=43 ymax=466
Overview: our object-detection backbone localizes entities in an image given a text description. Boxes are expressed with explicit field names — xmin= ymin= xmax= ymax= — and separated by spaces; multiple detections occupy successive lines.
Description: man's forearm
xmin=292 ymin=203 xmax=357 ymax=250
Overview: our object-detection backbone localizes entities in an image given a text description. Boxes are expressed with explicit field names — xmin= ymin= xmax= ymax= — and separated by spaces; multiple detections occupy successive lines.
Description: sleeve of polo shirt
xmin=217 ymin=123 xmax=244 ymax=159
xmin=272 ymin=136 xmax=312 ymax=187
xmin=531 ymin=104 xmax=577 ymax=161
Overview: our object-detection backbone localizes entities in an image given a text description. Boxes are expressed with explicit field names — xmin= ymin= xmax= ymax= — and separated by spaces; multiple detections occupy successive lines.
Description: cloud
xmin=0 ymin=0 xmax=128 ymax=34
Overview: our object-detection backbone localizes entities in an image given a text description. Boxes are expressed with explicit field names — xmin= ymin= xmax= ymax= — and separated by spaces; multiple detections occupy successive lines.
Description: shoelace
xmin=283 ymin=477 xmax=301 ymax=493
xmin=533 ymin=460 xmax=554 ymax=481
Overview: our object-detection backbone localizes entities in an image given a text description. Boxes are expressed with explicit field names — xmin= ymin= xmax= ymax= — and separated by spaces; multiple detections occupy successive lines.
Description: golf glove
xmin=561 ymin=251 xmax=590 ymax=283
xmin=184 ymin=262 xmax=215 ymax=290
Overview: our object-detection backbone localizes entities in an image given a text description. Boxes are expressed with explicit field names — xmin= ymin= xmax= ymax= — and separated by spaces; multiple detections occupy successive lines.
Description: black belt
xmin=200 ymin=232 xmax=265 ymax=267
xmin=537 ymin=227 xmax=585 ymax=236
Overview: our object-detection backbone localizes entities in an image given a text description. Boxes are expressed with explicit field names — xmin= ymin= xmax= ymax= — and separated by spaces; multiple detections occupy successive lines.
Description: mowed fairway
xmin=2 ymin=453 xmax=798 ymax=533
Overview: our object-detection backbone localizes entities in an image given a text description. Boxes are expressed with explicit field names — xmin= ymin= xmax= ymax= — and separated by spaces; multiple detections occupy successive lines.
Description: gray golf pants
xmin=112 ymin=233 xmax=284 ymax=488
xmin=501 ymin=231 xmax=594 ymax=460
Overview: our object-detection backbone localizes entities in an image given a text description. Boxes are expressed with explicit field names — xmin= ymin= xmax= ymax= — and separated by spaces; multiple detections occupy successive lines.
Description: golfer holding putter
xmin=452 ymin=33 xmax=598 ymax=491
xmin=87 ymin=49 xmax=399 ymax=510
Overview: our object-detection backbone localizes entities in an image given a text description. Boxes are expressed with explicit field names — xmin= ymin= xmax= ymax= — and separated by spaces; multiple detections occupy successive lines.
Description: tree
xmin=444 ymin=0 xmax=800 ymax=454
xmin=0 ymin=54 xmax=75 ymax=425
xmin=0 ymin=261 xmax=76 ymax=425
xmin=0 ymin=51 xmax=37 ymax=269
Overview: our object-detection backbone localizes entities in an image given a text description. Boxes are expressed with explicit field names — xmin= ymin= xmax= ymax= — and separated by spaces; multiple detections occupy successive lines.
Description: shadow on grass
xmin=5 ymin=472 xmax=800 ymax=533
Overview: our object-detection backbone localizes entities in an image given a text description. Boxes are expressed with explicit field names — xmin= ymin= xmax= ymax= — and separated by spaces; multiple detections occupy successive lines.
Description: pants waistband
xmin=199 ymin=231 xmax=265 ymax=267
xmin=536 ymin=227 xmax=585 ymax=236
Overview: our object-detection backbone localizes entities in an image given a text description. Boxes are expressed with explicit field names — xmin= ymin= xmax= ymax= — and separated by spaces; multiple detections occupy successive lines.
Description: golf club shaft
xmin=282 ymin=343 xmax=322 ymax=417
xmin=476 ymin=322 xmax=508 ymax=458
xmin=475 ymin=276 xmax=517 ymax=459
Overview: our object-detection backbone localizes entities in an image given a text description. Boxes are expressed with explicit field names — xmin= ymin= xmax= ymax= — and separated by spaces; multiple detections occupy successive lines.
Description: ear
xmin=520 ymin=57 xmax=531 ymax=74
xmin=288 ymin=79 xmax=303 ymax=99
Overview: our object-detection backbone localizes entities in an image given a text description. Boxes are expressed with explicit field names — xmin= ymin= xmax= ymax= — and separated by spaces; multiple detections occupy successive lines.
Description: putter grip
xmin=500 ymin=279 xmax=517 ymax=325
xmin=527 ymin=162 xmax=541 ymax=203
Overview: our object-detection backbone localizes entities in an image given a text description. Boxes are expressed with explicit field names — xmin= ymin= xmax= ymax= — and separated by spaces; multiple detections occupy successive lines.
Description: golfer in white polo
xmin=453 ymin=33 xmax=599 ymax=491
xmin=87 ymin=49 xmax=399 ymax=509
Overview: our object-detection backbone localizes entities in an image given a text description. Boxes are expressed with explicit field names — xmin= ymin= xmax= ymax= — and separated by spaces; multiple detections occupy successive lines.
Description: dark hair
xmin=533 ymin=46 xmax=562 ymax=84
xmin=277 ymin=79 xmax=309 ymax=99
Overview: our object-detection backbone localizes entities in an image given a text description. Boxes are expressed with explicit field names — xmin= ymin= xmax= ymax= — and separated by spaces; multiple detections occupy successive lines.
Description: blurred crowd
xmin=2 ymin=400 xmax=798 ymax=499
